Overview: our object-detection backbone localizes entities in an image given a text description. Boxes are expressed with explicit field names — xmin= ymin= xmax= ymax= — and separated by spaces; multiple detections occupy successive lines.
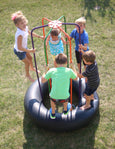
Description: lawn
xmin=0 ymin=0 xmax=115 ymax=149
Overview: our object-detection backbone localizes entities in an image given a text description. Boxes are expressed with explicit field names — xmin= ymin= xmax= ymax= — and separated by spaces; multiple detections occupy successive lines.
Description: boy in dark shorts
xmin=70 ymin=17 xmax=89 ymax=72
xmin=41 ymin=53 xmax=77 ymax=119
xmin=77 ymin=50 xmax=100 ymax=110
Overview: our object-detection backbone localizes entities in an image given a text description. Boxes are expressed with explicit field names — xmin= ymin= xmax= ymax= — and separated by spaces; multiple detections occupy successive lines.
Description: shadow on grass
xmin=23 ymin=109 xmax=100 ymax=149
xmin=80 ymin=0 xmax=114 ymax=23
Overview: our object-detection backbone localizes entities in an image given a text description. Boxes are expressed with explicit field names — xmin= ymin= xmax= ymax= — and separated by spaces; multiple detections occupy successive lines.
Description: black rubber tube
xmin=24 ymin=78 xmax=99 ymax=132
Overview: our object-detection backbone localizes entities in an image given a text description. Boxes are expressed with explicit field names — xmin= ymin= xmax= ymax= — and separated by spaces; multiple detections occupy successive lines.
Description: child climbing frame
xmin=24 ymin=16 xmax=99 ymax=131
xmin=31 ymin=15 xmax=81 ymax=107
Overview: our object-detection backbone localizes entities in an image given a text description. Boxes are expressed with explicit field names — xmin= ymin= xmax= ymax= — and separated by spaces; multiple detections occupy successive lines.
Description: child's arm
xmin=41 ymin=73 xmax=47 ymax=83
xmin=17 ymin=35 xmax=35 ymax=53
xmin=64 ymin=34 xmax=73 ymax=41
xmin=70 ymin=62 xmax=77 ymax=74
xmin=79 ymin=43 xmax=88 ymax=51
xmin=28 ymin=30 xmax=44 ymax=40
xmin=73 ymin=76 xmax=78 ymax=80
xmin=61 ymin=37 xmax=67 ymax=44
xmin=65 ymin=36 xmax=73 ymax=42
xmin=77 ymin=72 xmax=84 ymax=78
xmin=70 ymin=37 xmax=73 ymax=40
xmin=69 ymin=62 xmax=78 ymax=80
xmin=46 ymin=35 xmax=50 ymax=46
xmin=79 ymin=49 xmax=85 ymax=54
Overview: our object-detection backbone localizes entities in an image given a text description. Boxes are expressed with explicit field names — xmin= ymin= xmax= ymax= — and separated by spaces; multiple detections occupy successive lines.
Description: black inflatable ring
xmin=24 ymin=78 xmax=99 ymax=132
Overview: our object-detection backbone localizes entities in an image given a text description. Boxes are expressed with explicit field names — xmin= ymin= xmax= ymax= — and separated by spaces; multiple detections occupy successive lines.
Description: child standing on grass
xmin=70 ymin=17 xmax=89 ymax=72
xmin=11 ymin=11 xmax=44 ymax=82
xmin=77 ymin=50 xmax=100 ymax=110
xmin=46 ymin=29 xmax=67 ymax=62
xmin=41 ymin=53 xmax=77 ymax=119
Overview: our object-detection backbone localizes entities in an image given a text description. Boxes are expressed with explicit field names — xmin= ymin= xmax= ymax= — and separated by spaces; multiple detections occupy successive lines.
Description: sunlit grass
xmin=0 ymin=0 xmax=115 ymax=149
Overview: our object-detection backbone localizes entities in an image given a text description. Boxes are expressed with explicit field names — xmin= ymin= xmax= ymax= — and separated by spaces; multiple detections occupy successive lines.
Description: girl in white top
xmin=11 ymin=11 xmax=44 ymax=82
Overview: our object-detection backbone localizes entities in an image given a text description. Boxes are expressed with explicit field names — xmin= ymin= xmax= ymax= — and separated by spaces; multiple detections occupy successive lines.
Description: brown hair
xmin=82 ymin=50 xmax=96 ymax=63
xmin=11 ymin=11 xmax=28 ymax=25
xmin=55 ymin=53 xmax=67 ymax=64
xmin=50 ymin=29 xmax=59 ymax=36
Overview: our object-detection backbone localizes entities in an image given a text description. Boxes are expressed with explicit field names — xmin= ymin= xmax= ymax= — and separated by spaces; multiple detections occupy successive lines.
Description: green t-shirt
xmin=45 ymin=67 xmax=77 ymax=99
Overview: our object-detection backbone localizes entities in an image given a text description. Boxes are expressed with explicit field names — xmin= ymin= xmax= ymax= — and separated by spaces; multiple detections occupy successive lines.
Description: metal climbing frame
xmin=31 ymin=16 xmax=81 ymax=109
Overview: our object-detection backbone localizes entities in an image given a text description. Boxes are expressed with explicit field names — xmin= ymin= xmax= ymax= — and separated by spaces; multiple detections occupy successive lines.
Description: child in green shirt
xmin=41 ymin=53 xmax=77 ymax=119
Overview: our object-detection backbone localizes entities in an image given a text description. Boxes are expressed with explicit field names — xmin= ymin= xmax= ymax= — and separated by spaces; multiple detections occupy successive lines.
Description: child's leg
xmin=26 ymin=53 xmax=40 ymax=73
xmin=26 ymin=52 xmax=33 ymax=69
xmin=77 ymin=63 xmax=80 ymax=73
xmin=90 ymin=94 xmax=94 ymax=100
xmin=63 ymin=101 xmax=71 ymax=115
xmin=80 ymin=94 xmax=91 ymax=110
xmin=50 ymin=100 xmax=56 ymax=114
xmin=22 ymin=57 xmax=34 ymax=82
xmin=75 ymin=51 xmax=81 ymax=72
xmin=63 ymin=101 xmax=68 ymax=111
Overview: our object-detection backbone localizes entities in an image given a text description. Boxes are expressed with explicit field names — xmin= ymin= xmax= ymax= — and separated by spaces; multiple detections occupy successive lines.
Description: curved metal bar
xmin=31 ymin=24 xmax=48 ymax=101
xmin=31 ymin=23 xmax=82 ymax=102
xmin=62 ymin=23 xmax=82 ymax=102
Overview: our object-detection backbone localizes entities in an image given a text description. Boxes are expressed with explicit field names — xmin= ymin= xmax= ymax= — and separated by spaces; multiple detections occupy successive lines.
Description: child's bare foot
xmin=30 ymin=67 xmax=41 ymax=73
xmin=80 ymin=104 xmax=91 ymax=110
xmin=26 ymin=76 xmax=35 ymax=82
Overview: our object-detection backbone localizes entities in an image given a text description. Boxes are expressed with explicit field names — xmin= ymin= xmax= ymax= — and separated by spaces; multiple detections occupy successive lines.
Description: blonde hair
xmin=11 ymin=11 xmax=28 ymax=25
xmin=75 ymin=17 xmax=86 ymax=25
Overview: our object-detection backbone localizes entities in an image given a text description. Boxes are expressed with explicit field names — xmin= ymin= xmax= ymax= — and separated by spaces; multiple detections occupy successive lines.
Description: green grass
xmin=0 ymin=0 xmax=115 ymax=149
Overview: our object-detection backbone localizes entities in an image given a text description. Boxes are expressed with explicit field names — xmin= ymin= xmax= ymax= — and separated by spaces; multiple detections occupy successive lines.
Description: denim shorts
xmin=14 ymin=48 xmax=26 ymax=60
xmin=84 ymin=83 xmax=99 ymax=96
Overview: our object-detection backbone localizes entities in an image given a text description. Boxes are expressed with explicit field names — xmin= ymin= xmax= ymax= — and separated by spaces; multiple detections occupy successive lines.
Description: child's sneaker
xmin=49 ymin=108 xmax=56 ymax=119
xmin=63 ymin=102 xmax=71 ymax=115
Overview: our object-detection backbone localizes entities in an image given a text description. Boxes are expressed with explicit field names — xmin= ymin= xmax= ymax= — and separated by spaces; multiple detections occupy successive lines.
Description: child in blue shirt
xmin=46 ymin=29 xmax=66 ymax=61
xmin=70 ymin=17 xmax=89 ymax=72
